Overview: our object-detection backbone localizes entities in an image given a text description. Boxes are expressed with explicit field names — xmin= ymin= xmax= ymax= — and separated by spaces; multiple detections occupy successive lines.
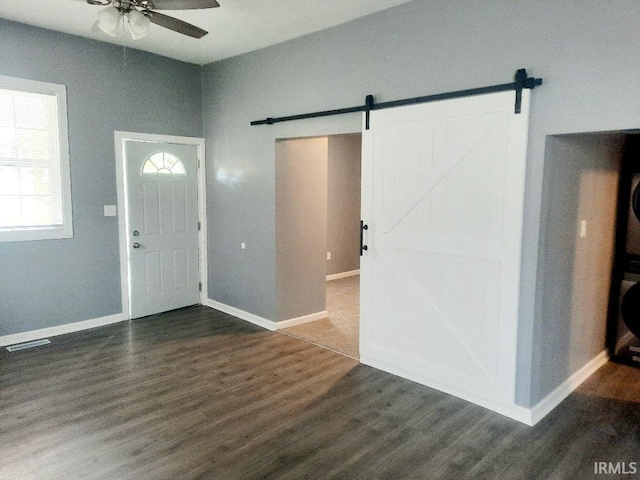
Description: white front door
xmin=125 ymin=141 xmax=200 ymax=319
xmin=360 ymin=91 xmax=530 ymax=413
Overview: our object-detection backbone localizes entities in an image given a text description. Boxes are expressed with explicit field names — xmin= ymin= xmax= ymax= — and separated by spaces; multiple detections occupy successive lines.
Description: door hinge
xmin=199 ymin=282 xmax=202 ymax=292
xmin=197 ymin=158 xmax=201 ymax=168
xmin=198 ymin=221 xmax=201 ymax=231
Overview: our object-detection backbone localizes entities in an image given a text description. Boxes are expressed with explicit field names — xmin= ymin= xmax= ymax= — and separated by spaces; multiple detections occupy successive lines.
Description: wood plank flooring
xmin=1 ymin=306 xmax=639 ymax=479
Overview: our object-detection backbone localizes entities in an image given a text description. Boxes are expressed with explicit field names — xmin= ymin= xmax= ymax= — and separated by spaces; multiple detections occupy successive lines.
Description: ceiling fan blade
xmin=148 ymin=0 xmax=219 ymax=10
xmin=148 ymin=11 xmax=208 ymax=38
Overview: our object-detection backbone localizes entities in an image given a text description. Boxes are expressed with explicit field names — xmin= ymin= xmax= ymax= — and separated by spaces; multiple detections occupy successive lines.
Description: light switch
xmin=104 ymin=205 xmax=117 ymax=217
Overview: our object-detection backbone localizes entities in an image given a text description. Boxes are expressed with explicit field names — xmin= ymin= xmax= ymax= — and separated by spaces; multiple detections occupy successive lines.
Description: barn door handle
xmin=360 ymin=221 xmax=368 ymax=256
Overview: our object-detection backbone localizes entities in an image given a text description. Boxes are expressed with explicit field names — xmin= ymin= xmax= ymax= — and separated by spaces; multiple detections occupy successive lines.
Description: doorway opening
xmin=538 ymin=132 xmax=640 ymax=385
xmin=275 ymin=133 xmax=362 ymax=358
xmin=115 ymin=131 xmax=207 ymax=320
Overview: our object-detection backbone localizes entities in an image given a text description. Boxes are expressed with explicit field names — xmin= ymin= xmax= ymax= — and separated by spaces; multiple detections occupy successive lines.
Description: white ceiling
xmin=0 ymin=0 xmax=414 ymax=65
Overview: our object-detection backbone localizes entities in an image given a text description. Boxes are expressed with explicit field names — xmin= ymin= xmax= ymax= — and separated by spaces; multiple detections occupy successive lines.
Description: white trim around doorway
xmin=114 ymin=131 xmax=207 ymax=319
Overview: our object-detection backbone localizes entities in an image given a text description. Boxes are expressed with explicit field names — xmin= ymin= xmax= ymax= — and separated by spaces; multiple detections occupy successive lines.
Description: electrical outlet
xmin=327 ymin=252 xmax=331 ymax=260
xmin=580 ymin=220 xmax=587 ymax=238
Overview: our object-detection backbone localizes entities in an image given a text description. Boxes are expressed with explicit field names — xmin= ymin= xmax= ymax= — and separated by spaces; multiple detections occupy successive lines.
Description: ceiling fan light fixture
xmin=127 ymin=9 xmax=151 ymax=39
xmin=90 ymin=0 xmax=211 ymax=40
xmin=97 ymin=6 xmax=121 ymax=37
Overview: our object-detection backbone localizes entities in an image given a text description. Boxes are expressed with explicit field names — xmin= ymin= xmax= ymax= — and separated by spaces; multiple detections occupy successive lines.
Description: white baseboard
xmin=205 ymin=299 xmax=326 ymax=331
xmin=326 ymin=269 xmax=360 ymax=281
xmin=528 ymin=350 xmax=609 ymax=426
xmin=205 ymin=299 xmax=277 ymax=331
xmin=275 ymin=310 xmax=327 ymax=329
xmin=361 ymin=346 xmax=609 ymax=427
xmin=0 ymin=313 xmax=128 ymax=348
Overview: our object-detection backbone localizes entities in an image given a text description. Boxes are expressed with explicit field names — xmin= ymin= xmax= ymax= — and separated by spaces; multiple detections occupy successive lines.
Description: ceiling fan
xmin=84 ymin=0 xmax=219 ymax=39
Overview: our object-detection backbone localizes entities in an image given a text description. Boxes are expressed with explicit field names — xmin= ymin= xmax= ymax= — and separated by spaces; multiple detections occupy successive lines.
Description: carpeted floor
xmin=281 ymin=275 xmax=359 ymax=358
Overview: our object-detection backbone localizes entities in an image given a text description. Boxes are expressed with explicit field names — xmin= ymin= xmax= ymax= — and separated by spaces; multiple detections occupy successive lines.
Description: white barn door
xmin=360 ymin=90 xmax=530 ymax=415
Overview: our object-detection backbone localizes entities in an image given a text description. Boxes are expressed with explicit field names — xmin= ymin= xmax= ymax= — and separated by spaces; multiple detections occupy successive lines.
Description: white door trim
xmin=115 ymin=131 xmax=207 ymax=319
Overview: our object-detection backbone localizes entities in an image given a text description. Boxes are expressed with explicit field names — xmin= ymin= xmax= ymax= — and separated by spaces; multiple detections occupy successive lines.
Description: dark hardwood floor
xmin=1 ymin=306 xmax=639 ymax=479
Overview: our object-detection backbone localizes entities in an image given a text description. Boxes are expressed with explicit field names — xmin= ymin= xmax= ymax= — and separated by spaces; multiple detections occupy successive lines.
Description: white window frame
xmin=0 ymin=75 xmax=73 ymax=242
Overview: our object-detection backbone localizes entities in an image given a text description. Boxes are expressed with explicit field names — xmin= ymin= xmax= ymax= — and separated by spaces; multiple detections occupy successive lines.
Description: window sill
xmin=0 ymin=225 xmax=73 ymax=243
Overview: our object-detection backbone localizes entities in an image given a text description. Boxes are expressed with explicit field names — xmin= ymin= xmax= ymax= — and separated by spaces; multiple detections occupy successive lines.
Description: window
xmin=0 ymin=76 xmax=72 ymax=242
xmin=142 ymin=152 xmax=186 ymax=175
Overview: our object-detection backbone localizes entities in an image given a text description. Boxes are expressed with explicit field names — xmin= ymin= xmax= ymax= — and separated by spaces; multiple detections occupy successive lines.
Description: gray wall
xmin=275 ymin=137 xmax=328 ymax=321
xmin=327 ymin=134 xmax=361 ymax=277
xmin=0 ymin=19 xmax=203 ymax=336
xmin=536 ymin=134 xmax=625 ymax=400
xmin=201 ymin=0 xmax=640 ymax=406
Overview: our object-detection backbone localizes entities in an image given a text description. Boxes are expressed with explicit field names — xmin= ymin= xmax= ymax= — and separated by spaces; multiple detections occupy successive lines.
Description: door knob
xmin=133 ymin=230 xmax=140 ymax=236
xmin=132 ymin=242 xmax=141 ymax=249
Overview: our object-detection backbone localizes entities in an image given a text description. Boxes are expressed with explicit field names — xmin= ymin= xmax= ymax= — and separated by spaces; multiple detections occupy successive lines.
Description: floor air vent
xmin=6 ymin=339 xmax=51 ymax=352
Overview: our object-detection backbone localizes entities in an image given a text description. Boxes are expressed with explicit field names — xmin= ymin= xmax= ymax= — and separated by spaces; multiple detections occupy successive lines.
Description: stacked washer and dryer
xmin=612 ymin=170 xmax=640 ymax=366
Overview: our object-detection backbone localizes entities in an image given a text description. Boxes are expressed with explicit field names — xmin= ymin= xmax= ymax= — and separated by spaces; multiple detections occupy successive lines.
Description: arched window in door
xmin=141 ymin=152 xmax=186 ymax=175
